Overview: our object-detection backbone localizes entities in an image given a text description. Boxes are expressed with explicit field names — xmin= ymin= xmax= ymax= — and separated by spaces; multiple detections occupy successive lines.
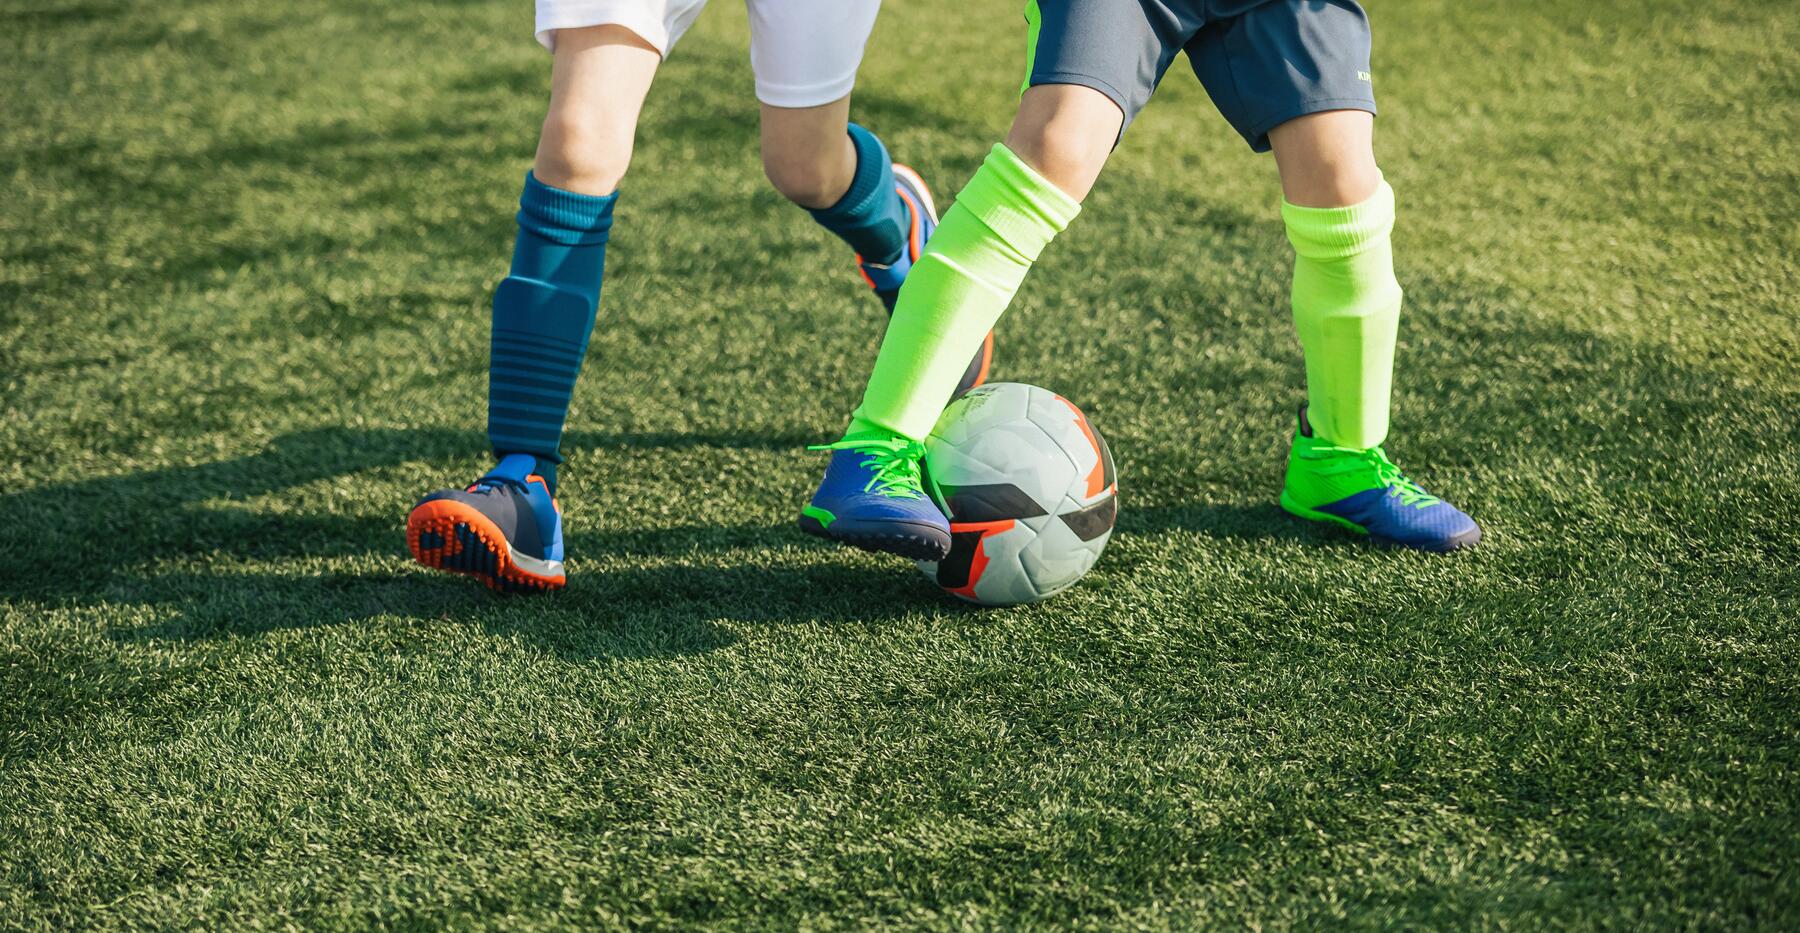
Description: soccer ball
xmin=917 ymin=382 xmax=1117 ymax=606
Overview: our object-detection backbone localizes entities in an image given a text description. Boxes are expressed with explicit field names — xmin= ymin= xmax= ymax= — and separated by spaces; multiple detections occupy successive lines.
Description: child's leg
xmin=1183 ymin=0 xmax=1476 ymax=549
xmin=749 ymin=0 xmax=994 ymax=393
xmin=1268 ymin=109 xmax=1396 ymax=450
xmin=744 ymin=0 xmax=901 ymax=263
xmin=1269 ymin=109 xmax=1478 ymax=550
xmin=758 ymin=97 xmax=856 ymax=211
xmin=846 ymin=84 xmax=1115 ymax=442
xmin=795 ymin=84 xmax=1117 ymax=557
xmin=760 ymin=98 xmax=905 ymax=264
xmin=530 ymin=27 xmax=660 ymax=196
xmin=836 ymin=0 xmax=1200 ymax=447
xmin=487 ymin=26 xmax=658 ymax=492
xmin=1184 ymin=0 xmax=1400 ymax=451
xmin=1003 ymin=85 xmax=1122 ymax=203
xmin=761 ymin=96 xmax=997 ymax=395
xmin=408 ymin=19 xmax=671 ymax=591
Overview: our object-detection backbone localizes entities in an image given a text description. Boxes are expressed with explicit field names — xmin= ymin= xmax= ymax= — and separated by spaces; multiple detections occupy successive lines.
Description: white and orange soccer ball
xmin=917 ymin=383 xmax=1118 ymax=606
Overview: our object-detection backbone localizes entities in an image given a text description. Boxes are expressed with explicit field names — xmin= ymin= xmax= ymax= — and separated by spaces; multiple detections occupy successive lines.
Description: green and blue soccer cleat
xmin=1279 ymin=406 xmax=1482 ymax=552
xmin=407 ymin=453 xmax=567 ymax=592
xmin=799 ymin=436 xmax=951 ymax=560
xmin=859 ymin=165 xmax=992 ymax=397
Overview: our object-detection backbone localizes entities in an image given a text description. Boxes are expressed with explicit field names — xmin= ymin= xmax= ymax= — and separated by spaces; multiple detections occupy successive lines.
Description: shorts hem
xmin=535 ymin=3 xmax=671 ymax=55
xmin=1242 ymin=97 xmax=1378 ymax=152
xmin=755 ymin=72 xmax=858 ymax=109
xmin=1027 ymin=70 xmax=1134 ymax=127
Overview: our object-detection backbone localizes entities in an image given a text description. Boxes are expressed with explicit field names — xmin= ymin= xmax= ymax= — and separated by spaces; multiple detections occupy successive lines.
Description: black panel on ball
xmin=934 ymin=529 xmax=989 ymax=589
xmin=939 ymin=483 xmax=1050 ymax=522
xmin=1059 ymin=494 xmax=1117 ymax=542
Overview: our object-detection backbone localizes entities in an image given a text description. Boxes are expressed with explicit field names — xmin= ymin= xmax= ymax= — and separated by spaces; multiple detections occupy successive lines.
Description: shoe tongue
xmin=483 ymin=453 xmax=538 ymax=485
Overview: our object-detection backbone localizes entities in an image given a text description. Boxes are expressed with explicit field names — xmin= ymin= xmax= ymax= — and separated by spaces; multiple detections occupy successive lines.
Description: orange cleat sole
xmin=406 ymin=499 xmax=565 ymax=594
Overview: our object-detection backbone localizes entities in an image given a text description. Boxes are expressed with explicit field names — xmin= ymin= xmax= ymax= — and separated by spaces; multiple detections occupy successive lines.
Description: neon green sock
xmin=1282 ymin=178 xmax=1403 ymax=450
xmin=846 ymin=144 xmax=1080 ymax=441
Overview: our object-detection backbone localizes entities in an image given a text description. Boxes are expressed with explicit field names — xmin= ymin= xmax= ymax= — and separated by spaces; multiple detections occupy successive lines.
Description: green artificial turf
xmin=4 ymin=0 xmax=1798 ymax=927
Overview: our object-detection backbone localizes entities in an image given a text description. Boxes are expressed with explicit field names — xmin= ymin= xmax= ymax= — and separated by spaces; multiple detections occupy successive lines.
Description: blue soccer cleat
xmin=859 ymin=165 xmax=992 ymax=397
xmin=406 ymin=453 xmax=566 ymax=592
xmin=799 ymin=436 xmax=952 ymax=560
xmin=1279 ymin=405 xmax=1482 ymax=553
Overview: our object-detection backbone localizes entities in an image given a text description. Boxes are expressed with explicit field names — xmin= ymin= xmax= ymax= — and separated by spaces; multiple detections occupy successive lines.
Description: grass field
xmin=4 ymin=0 xmax=1799 ymax=927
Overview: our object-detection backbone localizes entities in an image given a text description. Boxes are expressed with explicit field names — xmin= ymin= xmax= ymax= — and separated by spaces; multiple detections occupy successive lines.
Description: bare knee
xmin=1269 ymin=110 xmax=1381 ymax=208
xmin=758 ymin=99 xmax=856 ymax=210
xmin=534 ymin=108 xmax=633 ymax=195
xmin=530 ymin=24 xmax=658 ymax=195
xmin=1003 ymin=84 xmax=1123 ymax=202
xmin=763 ymin=152 xmax=849 ymax=209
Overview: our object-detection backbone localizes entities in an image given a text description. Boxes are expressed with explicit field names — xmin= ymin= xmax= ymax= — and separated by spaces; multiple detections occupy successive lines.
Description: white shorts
xmin=535 ymin=0 xmax=881 ymax=108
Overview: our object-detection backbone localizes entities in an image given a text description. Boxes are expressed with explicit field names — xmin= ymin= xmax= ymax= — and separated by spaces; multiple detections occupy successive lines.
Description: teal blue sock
xmin=487 ymin=171 xmax=616 ymax=493
xmin=806 ymin=123 xmax=907 ymax=265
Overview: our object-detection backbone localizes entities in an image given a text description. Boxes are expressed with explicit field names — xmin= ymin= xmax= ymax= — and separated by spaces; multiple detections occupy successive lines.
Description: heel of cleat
xmin=406 ymin=500 xmax=565 ymax=594
xmin=1278 ymin=489 xmax=1368 ymax=537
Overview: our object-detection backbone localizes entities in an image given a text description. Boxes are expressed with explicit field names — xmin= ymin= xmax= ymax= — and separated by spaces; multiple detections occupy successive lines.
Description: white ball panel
xmin=1020 ymin=517 xmax=1106 ymax=598
xmin=927 ymin=383 xmax=1032 ymax=448
xmin=927 ymin=421 xmax=1048 ymax=490
xmin=955 ymin=421 xmax=1077 ymax=512
xmin=1025 ymin=391 xmax=1103 ymax=502
xmin=968 ymin=523 xmax=1041 ymax=606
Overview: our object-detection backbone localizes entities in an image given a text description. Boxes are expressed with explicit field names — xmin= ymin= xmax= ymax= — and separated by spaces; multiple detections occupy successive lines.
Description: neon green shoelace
xmin=1300 ymin=443 xmax=1440 ymax=507
xmin=808 ymin=436 xmax=930 ymax=499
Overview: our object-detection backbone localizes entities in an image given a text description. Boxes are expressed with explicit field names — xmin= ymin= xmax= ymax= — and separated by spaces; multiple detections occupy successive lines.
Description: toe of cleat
xmin=1280 ymin=489 xmax=1482 ymax=554
xmin=1371 ymin=522 xmax=1482 ymax=553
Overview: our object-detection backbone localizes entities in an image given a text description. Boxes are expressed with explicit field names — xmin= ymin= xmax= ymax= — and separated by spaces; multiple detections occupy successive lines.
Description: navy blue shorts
xmin=1024 ymin=0 xmax=1377 ymax=151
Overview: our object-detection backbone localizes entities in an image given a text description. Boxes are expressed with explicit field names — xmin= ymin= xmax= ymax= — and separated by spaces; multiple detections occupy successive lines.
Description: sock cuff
xmin=953 ymin=144 xmax=1082 ymax=262
xmin=1281 ymin=177 xmax=1394 ymax=259
xmin=810 ymin=123 xmax=894 ymax=221
xmin=518 ymin=171 xmax=617 ymax=246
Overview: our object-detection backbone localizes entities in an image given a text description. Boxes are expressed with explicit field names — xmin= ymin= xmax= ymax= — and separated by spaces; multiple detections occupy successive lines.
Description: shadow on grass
xmin=561 ymin=428 xmax=820 ymax=455
xmin=0 ymin=426 xmax=933 ymax=662
xmin=113 ymin=559 xmax=937 ymax=657
xmin=4 ymin=1 xmax=124 ymax=28
xmin=1119 ymin=501 xmax=1335 ymax=546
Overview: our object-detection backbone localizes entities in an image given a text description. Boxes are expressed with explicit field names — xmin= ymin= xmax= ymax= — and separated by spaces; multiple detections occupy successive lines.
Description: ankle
xmin=842 ymin=414 xmax=909 ymax=444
